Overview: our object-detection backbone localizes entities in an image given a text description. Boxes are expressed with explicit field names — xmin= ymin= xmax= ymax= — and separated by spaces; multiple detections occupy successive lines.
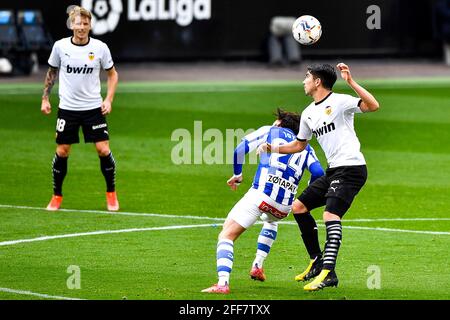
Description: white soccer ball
xmin=292 ymin=15 xmax=322 ymax=45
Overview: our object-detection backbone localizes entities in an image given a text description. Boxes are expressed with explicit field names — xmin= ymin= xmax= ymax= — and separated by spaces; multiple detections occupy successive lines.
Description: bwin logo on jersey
xmin=67 ymin=64 xmax=94 ymax=74
xmin=81 ymin=0 xmax=123 ymax=35
xmin=312 ymin=122 xmax=336 ymax=138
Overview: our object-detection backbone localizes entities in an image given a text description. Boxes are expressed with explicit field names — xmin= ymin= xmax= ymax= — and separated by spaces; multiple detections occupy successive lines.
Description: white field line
xmin=0 ymin=287 xmax=84 ymax=300
xmin=332 ymin=218 xmax=450 ymax=222
xmin=0 ymin=223 xmax=214 ymax=247
xmin=280 ymin=222 xmax=450 ymax=235
xmin=0 ymin=222 xmax=213 ymax=301
xmin=0 ymin=205 xmax=447 ymax=248
xmin=0 ymin=222 xmax=214 ymax=301
xmin=0 ymin=220 xmax=445 ymax=247
xmin=0 ymin=207 xmax=447 ymax=301
xmin=341 ymin=225 xmax=450 ymax=235
xmin=1 ymin=204 xmax=450 ymax=223
xmin=0 ymin=204 xmax=225 ymax=221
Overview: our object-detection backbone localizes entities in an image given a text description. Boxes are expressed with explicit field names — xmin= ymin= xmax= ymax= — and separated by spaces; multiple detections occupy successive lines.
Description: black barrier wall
xmin=1 ymin=0 xmax=440 ymax=61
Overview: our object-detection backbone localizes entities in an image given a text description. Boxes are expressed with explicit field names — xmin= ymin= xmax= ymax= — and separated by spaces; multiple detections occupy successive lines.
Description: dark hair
xmin=275 ymin=108 xmax=300 ymax=134
xmin=307 ymin=63 xmax=337 ymax=90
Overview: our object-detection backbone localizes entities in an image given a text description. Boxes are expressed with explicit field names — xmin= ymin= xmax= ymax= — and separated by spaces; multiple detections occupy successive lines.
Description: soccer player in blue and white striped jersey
xmin=201 ymin=109 xmax=324 ymax=294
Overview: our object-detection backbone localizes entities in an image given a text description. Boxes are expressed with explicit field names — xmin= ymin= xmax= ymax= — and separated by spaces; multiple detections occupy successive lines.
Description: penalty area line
xmin=0 ymin=287 xmax=85 ymax=300
xmin=0 ymin=223 xmax=215 ymax=247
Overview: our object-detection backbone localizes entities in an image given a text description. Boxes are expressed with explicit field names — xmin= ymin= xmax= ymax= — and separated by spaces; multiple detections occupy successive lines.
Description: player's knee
xmin=219 ymin=228 xmax=235 ymax=241
xmin=218 ymin=229 xmax=231 ymax=241
xmin=219 ymin=226 xmax=242 ymax=241
xmin=56 ymin=145 xmax=71 ymax=157
xmin=97 ymin=149 xmax=111 ymax=157
xmin=324 ymin=197 xmax=349 ymax=220
xmin=323 ymin=211 xmax=341 ymax=221
xmin=292 ymin=200 xmax=308 ymax=214
xmin=96 ymin=143 xmax=111 ymax=157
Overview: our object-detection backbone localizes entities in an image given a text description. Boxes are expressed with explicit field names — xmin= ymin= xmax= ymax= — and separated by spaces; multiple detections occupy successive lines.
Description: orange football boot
xmin=46 ymin=195 xmax=63 ymax=211
xmin=106 ymin=191 xmax=119 ymax=211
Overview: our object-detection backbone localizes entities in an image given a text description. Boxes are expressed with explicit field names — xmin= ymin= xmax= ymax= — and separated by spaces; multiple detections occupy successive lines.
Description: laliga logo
xmin=80 ymin=0 xmax=211 ymax=35
xmin=128 ymin=0 xmax=211 ymax=27
xmin=81 ymin=0 xmax=123 ymax=35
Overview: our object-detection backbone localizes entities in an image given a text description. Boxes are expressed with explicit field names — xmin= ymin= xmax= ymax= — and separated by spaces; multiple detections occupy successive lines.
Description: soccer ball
xmin=292 ymin=15 xmax=322 ymax=45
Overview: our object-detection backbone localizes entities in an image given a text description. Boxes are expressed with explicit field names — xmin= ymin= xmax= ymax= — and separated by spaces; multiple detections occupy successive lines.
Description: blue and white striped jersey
xmin=233 ymin=125 xmax=323 ymax=206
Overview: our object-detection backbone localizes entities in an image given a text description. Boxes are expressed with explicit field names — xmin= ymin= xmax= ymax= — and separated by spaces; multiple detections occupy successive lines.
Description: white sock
xmin=252 ymin=222 xmax=278 ymax=269
xmin=217 ymin=239 xmax=234 ymax=286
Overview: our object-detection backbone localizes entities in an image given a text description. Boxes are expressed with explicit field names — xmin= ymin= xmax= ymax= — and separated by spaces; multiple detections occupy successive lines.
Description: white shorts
xmin=227 ymin=188 xmax=292 ymax=229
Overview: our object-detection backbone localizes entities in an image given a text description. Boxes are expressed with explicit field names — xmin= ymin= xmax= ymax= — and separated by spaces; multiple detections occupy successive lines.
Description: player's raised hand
xmin=337 ymin=63 xmax=352 ymax=82
xmin=41 ymin=98 xmax=52 ymax=115
xmin=227 ymin=174 xmax=243 ymax=191
xmin=256 ymin=143 xmax=271 ymax=156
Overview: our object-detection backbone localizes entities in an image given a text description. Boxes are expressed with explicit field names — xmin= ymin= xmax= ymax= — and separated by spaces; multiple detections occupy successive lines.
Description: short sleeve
xmin=243 ymin=126 xmax=271 ymax=152
xmin=297 ymin=113 xmax=312 ymax=141
xmin=48 ymin=42 xmax=60 ymax=68
xmin=101 ymin=43 xmax=114 ymax=70
xmin=343 ymin=94 xmax=363 ymax=114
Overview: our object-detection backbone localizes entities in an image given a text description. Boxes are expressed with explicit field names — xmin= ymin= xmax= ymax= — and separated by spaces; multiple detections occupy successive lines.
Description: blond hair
xmin=68 ymin=6 xmax=92 ymax=24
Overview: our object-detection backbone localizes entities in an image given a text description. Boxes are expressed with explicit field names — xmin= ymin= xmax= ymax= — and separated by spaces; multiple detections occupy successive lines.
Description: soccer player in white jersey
xmin=41 ymin=6 xmax=119 ymax=211
xmin=201 ymin=109 xmax=324 ymax=294
xmin=258 ymin=63 xmax=380 ymax=291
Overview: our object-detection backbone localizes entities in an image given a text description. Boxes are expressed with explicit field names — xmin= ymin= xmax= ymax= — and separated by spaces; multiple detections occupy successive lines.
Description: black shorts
xmin=297 ymin=165 xmax=368 ymax=217
xmin=55 ymin=108 xmax=109 ymax=144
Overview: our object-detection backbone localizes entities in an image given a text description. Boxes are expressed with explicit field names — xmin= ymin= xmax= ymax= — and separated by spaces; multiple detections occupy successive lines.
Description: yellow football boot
xmin=304 ymin=269 xmax=339 ymax=291
xmin=295 ymin=256 xmax=322 ymax=282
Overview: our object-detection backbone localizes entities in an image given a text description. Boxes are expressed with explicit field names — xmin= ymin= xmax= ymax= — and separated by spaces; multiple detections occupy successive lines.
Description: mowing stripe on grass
xmin=0 ymin=224 xmax=215 ymax=247
xmin=1 ymin=204 xmax=449 ymax=223
xmin=2 ymin=78 xmax=450 ymax=95
xmin=0 ymin=287 xmax=84 ymax=300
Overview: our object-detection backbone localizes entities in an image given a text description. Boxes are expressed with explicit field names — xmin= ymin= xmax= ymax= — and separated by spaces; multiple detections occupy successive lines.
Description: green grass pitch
xmin=0 ymin=79 xmax=449 ymax=300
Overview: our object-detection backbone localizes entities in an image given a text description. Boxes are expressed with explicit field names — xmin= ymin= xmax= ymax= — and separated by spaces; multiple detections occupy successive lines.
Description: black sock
xmin=322 ymin=220 xmax=342 ymax=271
xmin=52 ymin=153 xmax=68 ymax=196
xmin=100 ymin=152 xmax=116 ymax=192
xmin=294 ymin=212 xmax=322 ymax=259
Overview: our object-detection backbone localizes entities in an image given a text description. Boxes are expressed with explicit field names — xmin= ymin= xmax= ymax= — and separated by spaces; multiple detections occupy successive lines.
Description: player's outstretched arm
xmin=337 ymin=62 xmax=380 ymax=113
xmin=228 ymin=138 xmax=250 ymax=191
xmin=41 ymin=66 xmax=58 ymax=115
xmin=257 ymin=139 xmax=307 ymax=155
xmin=278 ymin=139 xmax=308 ymax=154
xmin=230 ymin=125 xmax=271 ymax=190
